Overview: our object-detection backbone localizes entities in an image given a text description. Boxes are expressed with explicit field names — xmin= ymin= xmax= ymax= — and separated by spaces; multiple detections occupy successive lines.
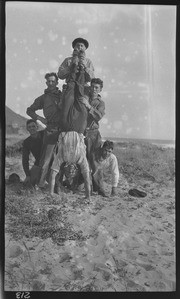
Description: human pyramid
xmin=23 ymin=37 xmax=120 ymax=200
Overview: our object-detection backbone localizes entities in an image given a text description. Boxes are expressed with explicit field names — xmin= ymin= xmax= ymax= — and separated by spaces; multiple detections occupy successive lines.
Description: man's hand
xmin=72 ymin=56 xmax=79 ymax=66
xmin=79 ymin=97 xmax=91 ymax=110
xmin=111 ymin=187 xmax=118 ymax=196
xmin=79 ymin=63 xmax=86 ymax=71
xmin=78 ymin=51 xmax=86 ymax=69
xmin=78 ymin=49 xmax=85 ymax=58
xmin=79 ymin=57 xmax=86 ymax=69
xmin=37 ymin=116 xmax=47 ymax=125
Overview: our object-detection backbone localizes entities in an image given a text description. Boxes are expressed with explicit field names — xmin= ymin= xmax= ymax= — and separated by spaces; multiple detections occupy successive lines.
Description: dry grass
xmin=114 ymin=141 xmax=175 ymax=184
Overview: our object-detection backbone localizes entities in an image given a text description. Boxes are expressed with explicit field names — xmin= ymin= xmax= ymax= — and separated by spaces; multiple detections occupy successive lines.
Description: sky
xmin=5 ymin=2 xmax=176 ymax=140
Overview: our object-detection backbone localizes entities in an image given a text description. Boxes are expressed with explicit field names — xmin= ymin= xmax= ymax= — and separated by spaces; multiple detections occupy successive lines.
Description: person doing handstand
xmin=49 ymin=131 xmax=91 ymax=200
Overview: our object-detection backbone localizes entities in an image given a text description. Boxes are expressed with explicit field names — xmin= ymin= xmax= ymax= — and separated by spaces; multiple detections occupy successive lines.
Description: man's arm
xmin=78 ymin=51 xmax=94 ymax=83
xmin=110 ymin=154 xmax=129 ymax=192
xmin=22 ymin=141 xmax=31 ymax=179
xmin=26 ymin=95 xmax=47 ymax=125
xmin=81 ymin=97 xmax=105 ymax=122
xmin=77 ymin=157 xmax=91 ymax=199
xmin=88 ymin=100 xmax=105 ymax=122
xmin=49 ymin=169 xmax=58 ymax=196
xmin=58 ymin=57 xmax=73 ymax=80
xmin=84 ymin=59 xmax=95 ymax=82
xmin=110 ymin=155 xmax=120 ymax=195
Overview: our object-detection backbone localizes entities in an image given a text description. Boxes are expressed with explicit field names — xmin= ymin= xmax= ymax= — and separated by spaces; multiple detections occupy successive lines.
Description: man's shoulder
xmin=65 ymin=56 xmax=72 ymax=60
xmin=110 ymin=153 xmax=118 ymax=161
xmin=86 ymin=57 xmax=93 ymax=63
xmin=62 ymin=57 xmax=72 ymax=63
xmin=35 ymin=93 xmax=45 ymax=101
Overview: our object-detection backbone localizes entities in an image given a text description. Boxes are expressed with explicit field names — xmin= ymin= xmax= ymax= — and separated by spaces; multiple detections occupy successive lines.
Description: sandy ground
xmin=4 ymin=155 xmax=175 ymax=292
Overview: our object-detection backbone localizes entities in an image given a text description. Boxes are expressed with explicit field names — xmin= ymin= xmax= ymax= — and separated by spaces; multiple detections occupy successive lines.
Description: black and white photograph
xmin=4 ymin=2 xmax=176 ymax=293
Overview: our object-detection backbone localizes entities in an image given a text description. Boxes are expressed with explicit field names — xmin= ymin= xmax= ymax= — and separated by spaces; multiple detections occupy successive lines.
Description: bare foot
xmin=50 ymin=192 xmax=61 ymax=199
xmin=84 ymin=196 xmax=91 ymax=204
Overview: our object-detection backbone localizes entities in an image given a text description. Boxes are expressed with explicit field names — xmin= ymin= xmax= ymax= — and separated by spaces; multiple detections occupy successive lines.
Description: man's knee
xmin=30 ymin=166 xmax=41 ymax=185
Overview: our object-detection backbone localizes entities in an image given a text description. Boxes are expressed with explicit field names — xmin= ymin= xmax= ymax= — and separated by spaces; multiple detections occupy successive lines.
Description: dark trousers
xmin=85 ymin=129 xmax=102 ymax=182
xmin=38 ymin=129 xmax=59 ymax=187
xmin=85 ymin=130 xmax=102 ymax=163
xmin=61 ymin=67 xmax=88 ymax=134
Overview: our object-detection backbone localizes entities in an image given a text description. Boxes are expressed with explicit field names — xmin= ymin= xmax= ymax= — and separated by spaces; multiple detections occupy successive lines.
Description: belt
xmin=86 ymin=128 xmax=98 ymax=131
xmin=46 ymin=129 xmax=59 ymax=135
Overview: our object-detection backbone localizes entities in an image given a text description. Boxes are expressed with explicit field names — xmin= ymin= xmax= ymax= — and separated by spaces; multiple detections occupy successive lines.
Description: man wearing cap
xmin=58 ymin=37 xmax=95 ymax=84
xmin=58 ymin=38 xmax=94 ymax=134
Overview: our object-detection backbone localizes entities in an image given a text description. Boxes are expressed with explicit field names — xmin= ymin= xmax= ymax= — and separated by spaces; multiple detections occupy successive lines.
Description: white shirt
xmin=93 ymin=153 xmax=120 ymax=187
xmin=51 ymin=131 xmax=89 ymax=180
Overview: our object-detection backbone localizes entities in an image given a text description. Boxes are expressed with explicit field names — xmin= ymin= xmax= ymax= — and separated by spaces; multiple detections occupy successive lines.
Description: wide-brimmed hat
xmin=72 ymin=38 xmax=89 ymax=49
xmin=128 ymin=189 xmax=147 ymax=198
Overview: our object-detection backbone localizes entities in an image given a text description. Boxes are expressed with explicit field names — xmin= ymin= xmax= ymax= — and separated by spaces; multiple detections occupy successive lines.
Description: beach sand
xmin=4 ymin=142 xmax=175 ymax=292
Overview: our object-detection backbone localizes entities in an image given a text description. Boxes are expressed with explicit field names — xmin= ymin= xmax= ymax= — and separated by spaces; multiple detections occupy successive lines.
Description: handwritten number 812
xmin=16 ymin=292 xmax=30 ymax=299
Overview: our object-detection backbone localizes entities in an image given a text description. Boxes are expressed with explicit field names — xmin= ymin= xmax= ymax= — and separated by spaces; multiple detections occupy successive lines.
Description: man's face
xmin=27 ymin=122 xmax=38 ymax=136
xmin=46 ymin=75 xmax=58 ymax=91
xmin=90 ymin=83 xmax=101 ymax=98
xmin=102 ymin=147 xmax=113 ymax=159
xmin=74 ymin=42 xmax=86 ymax=52
xmin=64 ymin=163 xmax=79 ymax=180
